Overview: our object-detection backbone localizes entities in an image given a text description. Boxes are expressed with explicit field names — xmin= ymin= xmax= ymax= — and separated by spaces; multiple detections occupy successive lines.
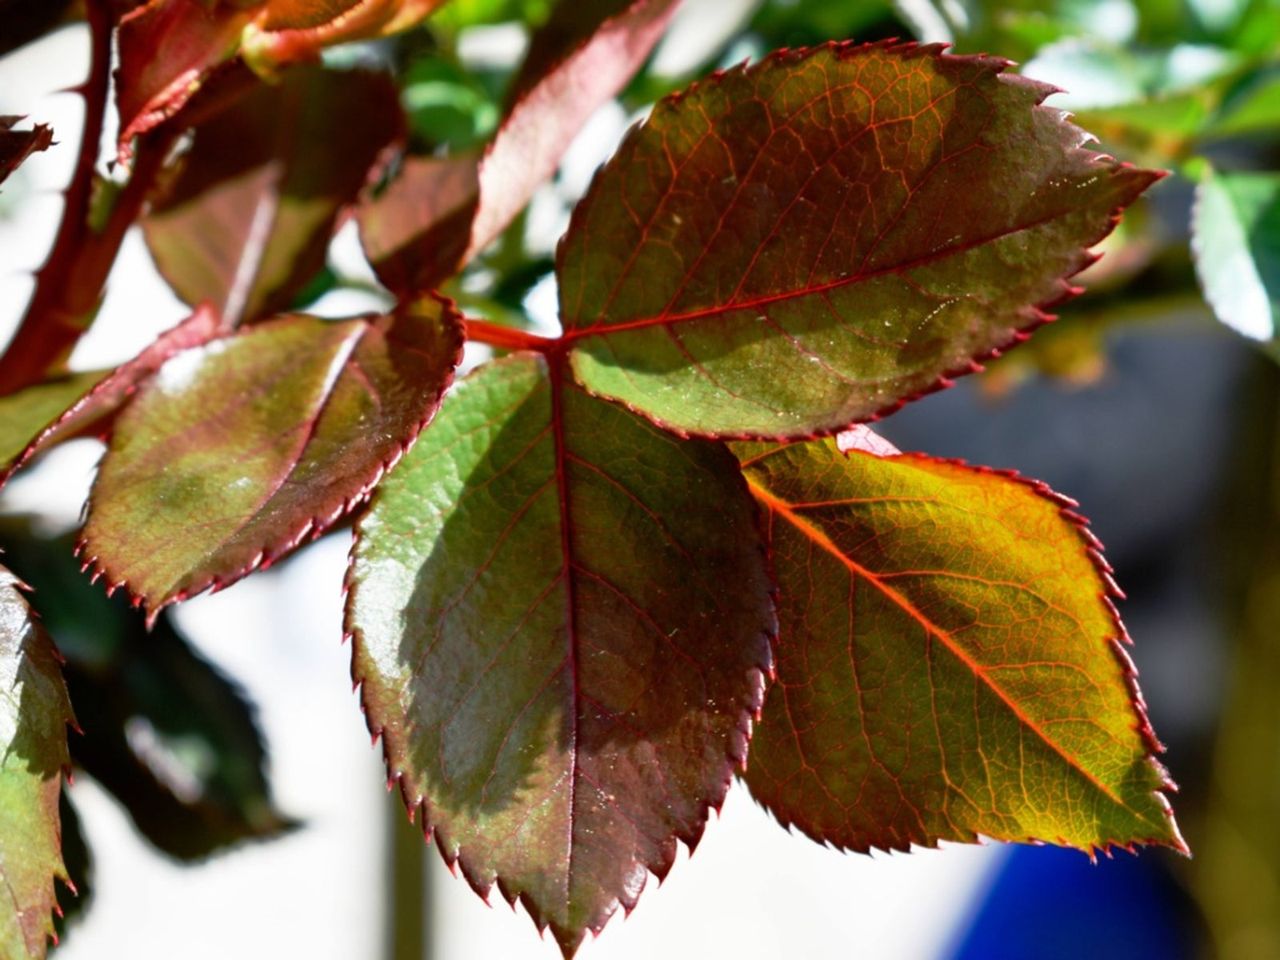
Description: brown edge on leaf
xmin=72 ymin=295 xmax=465 ymax=625
xmin=737 ymin=441 xmax=1188 ymax=860
xmin=550 ymin=38 xmax=1163 ymax=443
xmin=341 ymin=351 xmax=777 ymax=957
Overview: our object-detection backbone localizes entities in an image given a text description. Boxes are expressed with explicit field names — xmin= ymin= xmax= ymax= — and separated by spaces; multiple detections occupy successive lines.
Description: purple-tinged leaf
xmin=80 ymin=296 xmax=463 ymax=613
xmin=735 ymin=439 xmax=1185 ymax=854
xmin=359 ymin=0 xmax=680 ymax=294
xmin=347 ymin=354 xmax=774 ymax=955
xmin=0 ymin=565 xmax=74 ymax=960
xmin=143 ymin=67 xmax=404 ymax=326
xmin=558 ymin=41 xmax=1160 ymax=438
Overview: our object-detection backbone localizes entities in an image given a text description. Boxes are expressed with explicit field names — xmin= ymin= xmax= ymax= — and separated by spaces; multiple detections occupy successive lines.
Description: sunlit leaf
xmin=360 ymin=0 xmax=680 ymax=293
xmin=735 ymin=438 xmax=1184 ymax=854
xmin=1192 ymin=165 xmax=1280 ymax=348
xmin=144 ymin=67 xmax=404 ymax=326
xmin=347 ymin=354 xmax=774 ymax=955
xmin=244 ymin=0 xmax=449 ymax=69
xmin=557 ymin=41 xmax=1160 ymax=438
xmin=114 ymin=0 xmax=256 ymax=152
xmin=80 ymin=297 xmax=463 ymax=613
xmin=0 ymin=565 xmax=74 ymax=960
xmin=0 ymin=307 xmax=227 ymax=489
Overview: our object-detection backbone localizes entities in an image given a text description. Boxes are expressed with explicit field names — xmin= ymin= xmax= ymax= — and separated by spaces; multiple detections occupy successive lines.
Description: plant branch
xmin=462 ymin=317 xmax=559 ymax=352
xmin=0 ymin=1 xmax=171 ymax=394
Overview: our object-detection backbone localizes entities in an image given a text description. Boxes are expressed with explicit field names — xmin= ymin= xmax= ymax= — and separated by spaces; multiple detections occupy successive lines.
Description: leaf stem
xmin=462 ymin=318 xmax=560 ymax=352
xmin=0 ymin=2 xmax=170 ymax=394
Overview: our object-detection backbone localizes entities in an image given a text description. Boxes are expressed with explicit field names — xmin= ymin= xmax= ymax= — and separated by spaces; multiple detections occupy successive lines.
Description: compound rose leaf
xmin=360 ymin=0 xmax=680 ymax=294
xmin=0 ymin=116 xmax=53 ymax=187
xmin=0 ymin=565 xmax=74 ymax=960
xmin=347 ymin=354 xmax=774 ymax=955
xmin=735 ymin=438 xmax=1185 ymax=854
xmin=558 ymin=41 xmax=1160 ymax=438
xmin=1 ymin=306 xmax=227 ymax=489
xmin=80 ymin=297 xmax=463 ymax=614
xmin=144 ymin=67 xmax=403 ymax=326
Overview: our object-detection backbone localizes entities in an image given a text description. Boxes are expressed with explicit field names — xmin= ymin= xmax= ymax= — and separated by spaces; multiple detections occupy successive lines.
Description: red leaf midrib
xmin=745 ymin=474 xmax=1135 ymax=812
xmin=563 ymin=202 xmax=1092 ymax=343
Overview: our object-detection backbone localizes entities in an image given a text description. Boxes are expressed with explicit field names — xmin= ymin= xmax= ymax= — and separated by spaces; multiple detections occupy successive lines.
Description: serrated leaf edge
xmin=557 ymin=38 xmax=1162 ymax=442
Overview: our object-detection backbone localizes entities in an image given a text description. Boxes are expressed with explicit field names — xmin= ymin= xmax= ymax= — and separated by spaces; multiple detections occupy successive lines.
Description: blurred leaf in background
xmin=0 ymin=518 xmax=295 ymax=863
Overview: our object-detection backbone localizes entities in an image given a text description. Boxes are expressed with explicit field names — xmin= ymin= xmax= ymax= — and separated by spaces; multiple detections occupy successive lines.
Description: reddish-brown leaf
xmin=359 ymin=0 xmax=680 ymax=294
xmin=735 ymin=438 xmax=1185 ymax=854
xmin=558 ymin=41 xmax=1160 ymax=438
xmin=0 ymin=116 xmax=53 ymax=187
xmin=79 ymin=297 xmax=462 ymax=613
xmin=346 ymin=354 xmax=774 ymax=955
xmin=114 ymin=0 xmax=441 ymax=155
xmin=115 ymin=0 xmax=256 ymax=154
xmin=143 ymin=67 xmax=404 ymax=326
xmin=245 ymin=0 xmax=448 ymax=67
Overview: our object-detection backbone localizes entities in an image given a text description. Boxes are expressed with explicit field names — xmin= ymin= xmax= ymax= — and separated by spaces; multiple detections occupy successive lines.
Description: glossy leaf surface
xmin=0 ymin=116 xmax=52 ymax=186
xmin=81 ymin=298 xmax=463 ymax=612
xmin=559 ymin=41 xmax=1159 ymax=437
xmin=1193 ymin=166 xmax=1280 ymax=348
xmin=736 ymin=439 xmax=1184 ymax=853
xmin=144 ymin=68 xmax=402 ymax=326
xmin=0 ymin=307 xmax=227 ymax=488
xmin=347 ymin=354 xmax=774 ymax=954
xmin=0 ymin=371 xmax=106 ymax=476
xmin=360 ymin=0 xmax=679 ymax=293
xmin=1 ymin=519 xmax=294 ymax=860
xmin=0 ymin=566 xmax=73 ymax=960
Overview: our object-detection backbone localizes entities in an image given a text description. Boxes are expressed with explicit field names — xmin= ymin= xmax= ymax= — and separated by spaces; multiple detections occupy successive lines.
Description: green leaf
xmin=143 ymin=67 xmax=404 ymax=327
xmin=347 ymin=354 xmax=774 ymax=955
xmin=0 ymin=564 xmax=74 ymax=960
xmin=1192 ymin=166 xmax=1280 ymax=346
xmin=1205 ymin=69 xmax=1280 ymax=140
xmin=557 ymin=41 xmax=1161 ymax=438
xmin=80 ymin=297 xmax=463 ymax=613
xmin=1 ymin=518 xmax=295 ymax=860
xmin=359 ymin=0 xmax=680 ymax=294
xmin=735 ymin=438 xmax=1184 ymax=854
xmin=0 ymin=116 xmax=52 ymax=187
xmin=0 ymin=371 xmax=106 ymax=475
xmin=0 ymin=307 xmax=227 ymax=489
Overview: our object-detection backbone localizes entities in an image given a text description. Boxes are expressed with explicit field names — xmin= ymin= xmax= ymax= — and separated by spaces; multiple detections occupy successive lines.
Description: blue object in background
xmin=947 ymin=845 xmax=1197 ymax=960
